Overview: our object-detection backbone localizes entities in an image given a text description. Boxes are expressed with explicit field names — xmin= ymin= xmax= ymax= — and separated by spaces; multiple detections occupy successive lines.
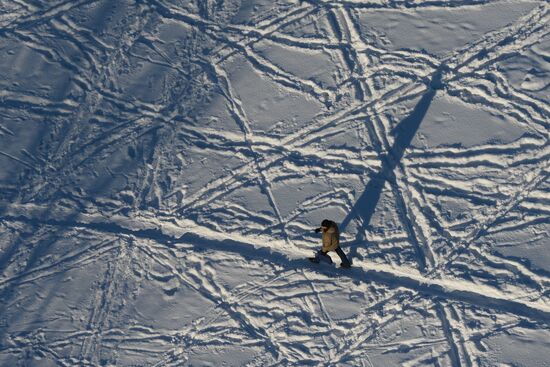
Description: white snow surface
xmin=0 ymin=0 xmax=549 ymax=366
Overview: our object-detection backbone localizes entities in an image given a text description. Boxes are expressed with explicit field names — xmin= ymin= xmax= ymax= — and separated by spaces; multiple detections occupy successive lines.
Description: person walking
xmin=310 ymin=219 xmax=351 ymax=268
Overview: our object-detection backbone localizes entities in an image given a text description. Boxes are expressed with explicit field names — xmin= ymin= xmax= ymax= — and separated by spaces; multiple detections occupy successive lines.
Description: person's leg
xmin=318 ymin=250 xmax=333 ymax=264
xmin=335 ymin=247 xmax=351 ymax=267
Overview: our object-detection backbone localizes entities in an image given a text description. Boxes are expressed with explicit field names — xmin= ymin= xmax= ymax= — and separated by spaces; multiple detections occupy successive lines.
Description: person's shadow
xmin=339 ymin=66 xmax=446 ymax=272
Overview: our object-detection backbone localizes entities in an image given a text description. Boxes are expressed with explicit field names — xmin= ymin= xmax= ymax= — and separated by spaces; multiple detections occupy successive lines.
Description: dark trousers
xmin=321 ymin=247 xmax=351 ymax=266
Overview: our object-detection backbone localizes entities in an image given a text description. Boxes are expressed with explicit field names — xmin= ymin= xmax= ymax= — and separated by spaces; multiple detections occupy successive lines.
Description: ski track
xmin=0 ymin=0 xmax=549 ymax=366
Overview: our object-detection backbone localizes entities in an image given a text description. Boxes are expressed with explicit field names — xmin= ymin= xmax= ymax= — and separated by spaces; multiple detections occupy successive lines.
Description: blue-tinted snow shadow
xmin=339 ymin=69 xmax=446 ymax=271
xmin=0 ymin=151 xmax=166 ymax=366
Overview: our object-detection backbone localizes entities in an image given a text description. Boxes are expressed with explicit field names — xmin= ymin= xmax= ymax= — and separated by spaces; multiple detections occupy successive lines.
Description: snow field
xmin=0 ymin=0 xmax=549 ymax=366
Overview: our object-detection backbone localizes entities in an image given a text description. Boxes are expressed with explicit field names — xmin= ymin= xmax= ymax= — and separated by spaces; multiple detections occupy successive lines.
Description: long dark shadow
xmin=340 ymin=68 xmax=445 ymax=271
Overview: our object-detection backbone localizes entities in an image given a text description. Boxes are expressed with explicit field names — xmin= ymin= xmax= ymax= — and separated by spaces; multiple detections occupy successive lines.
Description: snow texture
xmin=0 ymin=0 xmax=549 ymax=366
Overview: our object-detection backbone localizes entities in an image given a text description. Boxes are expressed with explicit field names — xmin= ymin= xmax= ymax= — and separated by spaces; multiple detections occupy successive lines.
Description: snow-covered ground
xmin=0 ymin=0 xmax=549 ymax=366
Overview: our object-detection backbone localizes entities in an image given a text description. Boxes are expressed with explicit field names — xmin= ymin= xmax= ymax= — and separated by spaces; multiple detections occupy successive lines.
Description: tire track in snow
xmin=210 ymin=63 xmax=291 ymax=247
xmin=27 ymin=3 xmax=156 ymax=200
xmin=447 ymin=4 xmax=549 ymax=76
xmin=176 ymin=81 xmax=423 ymax=216
xmin=0 ymin=0 xmax=99 ymax=32
xmin=174 ymin=0 xmax=548 ymax=282
xmin=132 ymin=241 xmax=295 ymax=366
xmin=2 ymin=210 xmax=549 ymax=325
xmin=322 ymin=2 xmax=438 ymax=274
xmin=0 ymin=237 xmax=120 ymax=290
xmin=178 ymin=75 xmax=420 ymax=216
xmin=79 ymin=241 xmax=126 ymax=365
xmin=305 ymin=0 xmax=499 ymax=10
xmin=436 ymin=303 xmax=463 ymax=367
xmin=2 ymin=2 xmax=548 ymax=364
xmin=428 ymin=160 xmax=550 ymax=277
xmin=339 ymin=82 xmax=441 ymax=272
xmin=447 ymin=79 xmax=548 ymax=136
xmin=213 ymin=4 xmax=323 ymax=66
xmin=352 ymin=3 xmax=550 ymax=285
xmin=327 ymin=290 xmax=411 ymax=366
xmin=140 ymin=246 xmax=292 ymax=367
xmin=0 ymin=150 xmax=38 ymax=172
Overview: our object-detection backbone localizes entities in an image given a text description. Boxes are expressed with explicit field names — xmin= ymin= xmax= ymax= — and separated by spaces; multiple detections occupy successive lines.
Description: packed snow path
xmin=0 ymin=1 xmax=549 ymax=366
